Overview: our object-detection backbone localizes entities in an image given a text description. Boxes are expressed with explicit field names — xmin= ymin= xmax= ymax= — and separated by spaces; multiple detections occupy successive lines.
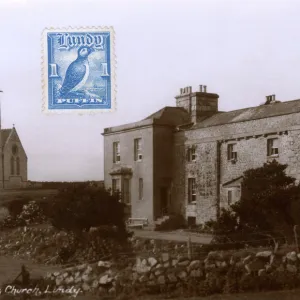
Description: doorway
xmin=160 ymin=187 xmax=168 ymax=216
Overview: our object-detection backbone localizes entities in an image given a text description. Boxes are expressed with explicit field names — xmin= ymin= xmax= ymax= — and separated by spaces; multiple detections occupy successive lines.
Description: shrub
xmin=0 ymin=207 xmax=9 ymax=221
xmin=155 ymin=214 xmax=186 ymax=231
xmin=3 ymin=197 xmax=31 ymax=217
xmin=45 ymin=184 xmax=129 ymax=240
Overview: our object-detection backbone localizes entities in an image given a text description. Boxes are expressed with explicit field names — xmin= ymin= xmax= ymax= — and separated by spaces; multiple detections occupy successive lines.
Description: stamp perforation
xmin=41 ymin=26 xmax=116 ymax=115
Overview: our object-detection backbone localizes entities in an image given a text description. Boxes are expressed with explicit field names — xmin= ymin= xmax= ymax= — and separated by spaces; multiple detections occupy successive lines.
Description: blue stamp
xmin=42 ymin=27 xmax=115 ymax=113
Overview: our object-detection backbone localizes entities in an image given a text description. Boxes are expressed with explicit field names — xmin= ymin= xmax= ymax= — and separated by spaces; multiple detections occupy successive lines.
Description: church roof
xmin=192 ymin=99 xmax=300 ymax=129
xmin=1 ymin=128 xmax=12 ymax=146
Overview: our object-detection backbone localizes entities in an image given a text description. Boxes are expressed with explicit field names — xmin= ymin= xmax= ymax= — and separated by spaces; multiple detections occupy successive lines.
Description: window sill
xmin=113 ymin=161 xmax=121 ymax=164
xmin=135 ymin=160 xmax=143 ymax=163
xmin=267 ymin=155 xmax=279 ymax=159
xmin=227 ymin=159 xmax=238 ymax=163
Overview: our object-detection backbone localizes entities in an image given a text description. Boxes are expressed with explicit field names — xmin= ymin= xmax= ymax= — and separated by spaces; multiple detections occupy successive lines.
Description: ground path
xmin=132 ymin=229 xmax=213 ymax=244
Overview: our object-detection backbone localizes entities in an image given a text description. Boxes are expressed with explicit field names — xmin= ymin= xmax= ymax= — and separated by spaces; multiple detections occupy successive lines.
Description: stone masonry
xmin=0 ymin=126 xmax=28 ymax=189
xmin=103 ymin=85 xmax=300 ymax=225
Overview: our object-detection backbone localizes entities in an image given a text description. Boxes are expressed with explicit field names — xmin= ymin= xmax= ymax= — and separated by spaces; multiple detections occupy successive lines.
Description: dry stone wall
xmin=45 ymin=248 xmax=300 ymax=298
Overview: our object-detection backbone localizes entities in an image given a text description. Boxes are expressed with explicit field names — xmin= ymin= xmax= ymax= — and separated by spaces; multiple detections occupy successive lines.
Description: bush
xmin=44 ymin=184 xmax=129 ymax=240
xmin=155 ymin=214 xmax=186 ymax=231
xmin=3 ymin=196 xmax=31 ymax=217
xmin=0 ymin=200 xmax=47 ymax=229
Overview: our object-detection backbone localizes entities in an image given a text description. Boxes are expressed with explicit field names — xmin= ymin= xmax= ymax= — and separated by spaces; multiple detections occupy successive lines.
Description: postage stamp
xmin=42 ymin=27 xmax=116 ymax=114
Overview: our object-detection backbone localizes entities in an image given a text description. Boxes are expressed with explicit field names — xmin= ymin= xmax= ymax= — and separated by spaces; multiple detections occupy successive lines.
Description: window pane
xmin=10 ymin=157 xmax=14 ymax=175
xmin=16 ymin=157 xmax=20 ymax=175
xmin=272 ymin=139 xmax=279 ymax=148
xmin=134 ymin=139 xmax=142 ymax=160
xmin=188 ymin=178 xmax=196 ymax=203
xmin=228 ymin=190 xmax=232 ymax=205
xmin=267 ymin=139 xmax=272 ymax=156
xmin=123 ymin=178 xmax=130 ymax=204
xmin=227 ymin=144 xmax=232 ymax=160
xmin=139 ymin=178 xmax=143 ymax=200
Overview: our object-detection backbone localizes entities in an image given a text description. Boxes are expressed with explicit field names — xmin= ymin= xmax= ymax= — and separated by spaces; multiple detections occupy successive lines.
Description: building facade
xmin=103 ymin=85 xmax=300 ymax=225
xmin=0 ymin=127 xmax=28 ymax=189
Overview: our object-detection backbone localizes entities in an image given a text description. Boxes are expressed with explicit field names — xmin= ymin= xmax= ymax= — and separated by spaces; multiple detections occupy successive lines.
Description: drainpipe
xmin=216 ymin=140 xmax=221 ymax=219
xmin=1 ymin=150 xmax=4 ymax=189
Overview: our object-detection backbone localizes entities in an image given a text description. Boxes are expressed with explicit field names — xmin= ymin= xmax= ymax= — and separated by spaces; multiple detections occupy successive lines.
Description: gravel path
xmin=133 ymin=229 xmax=213 ymax=244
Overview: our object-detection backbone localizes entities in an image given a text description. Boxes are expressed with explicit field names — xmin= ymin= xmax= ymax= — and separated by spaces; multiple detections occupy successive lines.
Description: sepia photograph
xmin=0 ymin=0 xmax=300 ymax=299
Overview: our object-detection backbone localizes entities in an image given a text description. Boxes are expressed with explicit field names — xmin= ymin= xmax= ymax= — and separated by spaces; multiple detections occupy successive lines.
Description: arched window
xmin=10 ymin=157 xmax=15 ymax=175
xmin=16 ymin=157 xmax=20 ymax=175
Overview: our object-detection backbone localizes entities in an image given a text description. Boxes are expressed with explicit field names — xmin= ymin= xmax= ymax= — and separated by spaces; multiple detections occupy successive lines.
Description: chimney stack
xmin=175 ymin=84 xmax=219 ymax=124
xmin=265 ymin=94 xmax=276 ymax=105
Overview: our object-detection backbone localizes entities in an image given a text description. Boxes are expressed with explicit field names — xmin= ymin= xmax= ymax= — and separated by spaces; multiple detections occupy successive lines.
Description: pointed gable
xmin=1 ymin=127 xmax=27 ymax=158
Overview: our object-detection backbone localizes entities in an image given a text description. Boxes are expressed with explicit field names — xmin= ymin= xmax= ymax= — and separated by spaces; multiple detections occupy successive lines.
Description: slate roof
xmin=223 ymin=176 xmax=243 ymax=187
xmin=192 ymin=99 xmax=300 ymax=129
xmin=1 ymin=128 xmax=12 ymax=145
xmin=143 ymin=106 xmax=190 ymax=126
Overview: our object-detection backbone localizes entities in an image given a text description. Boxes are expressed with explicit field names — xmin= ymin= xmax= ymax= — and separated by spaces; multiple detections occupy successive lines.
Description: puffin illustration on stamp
xmin=42 ymin=27 xmax=115 ymax=113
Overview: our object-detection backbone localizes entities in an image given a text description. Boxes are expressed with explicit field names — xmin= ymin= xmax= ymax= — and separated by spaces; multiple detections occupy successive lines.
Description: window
xmin=112 ymin=178 xmax=120 ymax=193
xmin=134 ymin=138 xmax=142 ymax=161
xmin=228 ymin=190 xmax=233 ymax=205
xmin=113 ymin=142 xmax=120 ymax=163
xmin=139 ymin=178 xmax=143 ymax=200
xmin=16 ymin=157 xmax=20 ymax=175
xmin=267 ymin=138 xmax=279 ymax=156
xmin=10 ymin=157 xmax=15 ymax=175
xmin=188 ymin=178 xmax=196 ymax=203
xmin=123 ymin=178 xmax=131 ymax=204
xmin=12 ymin=144 xmax=18 ymax=155
xmin=187 ymin=146 xmax=197 ymax=162
xmin=227 ymin=143 xmax=237 ymax=160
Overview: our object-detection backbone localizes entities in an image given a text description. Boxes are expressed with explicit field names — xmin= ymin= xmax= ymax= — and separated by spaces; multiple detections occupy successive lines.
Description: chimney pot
xmin=272 ymin=94 xmax=276 ymax=101
xmin=203 ymin=85 xmax=207 ymax=93
xmin=199 ymin=85 xmax=203 ymax=92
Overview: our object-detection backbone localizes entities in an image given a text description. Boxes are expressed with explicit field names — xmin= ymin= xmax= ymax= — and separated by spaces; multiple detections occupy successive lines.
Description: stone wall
xmin=45 ymin=247 xmax=300 ymax=298
xmin=172 ymin=112 xmax=300 ymax=224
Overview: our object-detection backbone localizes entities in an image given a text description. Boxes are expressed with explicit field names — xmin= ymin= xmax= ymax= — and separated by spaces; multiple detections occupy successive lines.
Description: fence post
xmin=294 ymin=225 xmax=299 ymax=252
xmin=187 ymin=235 xmax=191 ymax=259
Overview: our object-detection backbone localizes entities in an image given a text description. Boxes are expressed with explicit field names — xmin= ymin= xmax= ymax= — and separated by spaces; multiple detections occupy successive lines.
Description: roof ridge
xmin=219 ymin=98 xmax=300 ymax=115
xmin=191 ymin=98 xmax=300 ymax=130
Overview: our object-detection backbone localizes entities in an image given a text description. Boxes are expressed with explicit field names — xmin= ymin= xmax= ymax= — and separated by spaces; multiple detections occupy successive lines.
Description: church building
xmin=0 ymin=126 xmax=28 ymax=189
xmin=102 ymin=85 xmax=300 ymax=225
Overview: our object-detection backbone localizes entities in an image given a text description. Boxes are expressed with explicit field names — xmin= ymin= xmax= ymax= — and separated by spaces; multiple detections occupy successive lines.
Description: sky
xmin=0 ymin=0 xmax=299 ymax=181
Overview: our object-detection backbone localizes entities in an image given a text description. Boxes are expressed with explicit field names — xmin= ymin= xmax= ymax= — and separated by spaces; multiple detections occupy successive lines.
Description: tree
xmin=44 ymin=183 xmax=129 ymax=239
xmin=207 ymin=160 xmax=300 ymax=246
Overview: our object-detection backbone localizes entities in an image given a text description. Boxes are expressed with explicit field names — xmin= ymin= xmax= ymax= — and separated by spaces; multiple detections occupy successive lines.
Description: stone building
xmin=0 ymin=126 xmax=28 ymax=189
xmin=103 ymin=85 xmax=300 ymax=225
